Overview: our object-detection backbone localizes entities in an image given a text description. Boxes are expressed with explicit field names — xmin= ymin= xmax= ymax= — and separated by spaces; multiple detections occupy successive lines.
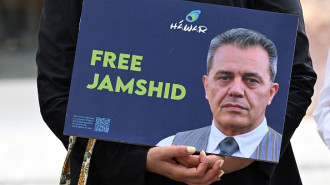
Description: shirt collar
xmin=206 ymin=118 xmax=269 ymax=158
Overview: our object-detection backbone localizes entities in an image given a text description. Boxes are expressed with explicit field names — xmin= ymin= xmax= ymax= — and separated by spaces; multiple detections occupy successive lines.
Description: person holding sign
xmin=36 ymin=0 xmax=316 ymax=185
xmin=158 ymin=28 xmax=281 ymax=162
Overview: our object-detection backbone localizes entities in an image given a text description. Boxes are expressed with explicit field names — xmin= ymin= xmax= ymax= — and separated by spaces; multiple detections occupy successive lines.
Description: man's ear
xmin=202 ymin=75 xmax=208 ymax=100
xmin=268 ymin=82 xmax=279 ymax=105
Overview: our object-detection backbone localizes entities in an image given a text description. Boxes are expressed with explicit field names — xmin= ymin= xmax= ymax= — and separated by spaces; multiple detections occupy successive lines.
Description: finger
xmin=172 ymin=163 xmax=224 ymax=185
xmin=205 ymin=154 xmax=225 ymax=169
xmin=199 ymin=160 xmax=224 ymax=185
xmin=211 ymin=160 xmax=225 ymax=180
xmin=175 ymin=155 xmax=200 ymax=167
xmin=195 ymin=150 xmax=208 ymax=174
xmin=162 ymin=145 xmax=196 ymax=158
xmin=183 ymin=160 xmax=224 ymax=185
xmin=155 ymin=145 xmax=196 ymax=159
xmin=218 ymin=170 xmax=225 ymax=180
xmin=150 ymin=149 xmax=222 ymax=185
xmin=167 ymin=151 xmax=208 ymax=182
xmin=146 ymin=146 xmax=194 ymax=173
xmin=175 ymin=157 xmax=190 ymax=167
xmin=147 ymin=146 xmax=221 ymax=185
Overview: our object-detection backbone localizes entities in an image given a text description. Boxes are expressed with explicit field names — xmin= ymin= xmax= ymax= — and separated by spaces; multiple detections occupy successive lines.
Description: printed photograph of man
xmin=157 ymin=28 xmax=282 ymax=162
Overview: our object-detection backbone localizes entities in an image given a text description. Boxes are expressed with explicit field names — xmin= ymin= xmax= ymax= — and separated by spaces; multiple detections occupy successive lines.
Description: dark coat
xmin=36 ymin=0 xmax=316 ymax=184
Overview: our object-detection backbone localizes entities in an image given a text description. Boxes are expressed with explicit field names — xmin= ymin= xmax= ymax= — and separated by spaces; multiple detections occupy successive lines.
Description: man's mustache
xmin=220 ymin=99 xmax=250 ymax=110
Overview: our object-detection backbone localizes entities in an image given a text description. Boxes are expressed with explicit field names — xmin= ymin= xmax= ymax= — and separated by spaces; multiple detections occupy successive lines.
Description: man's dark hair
xmin=207 ymin=28 xmax=278 ymax=82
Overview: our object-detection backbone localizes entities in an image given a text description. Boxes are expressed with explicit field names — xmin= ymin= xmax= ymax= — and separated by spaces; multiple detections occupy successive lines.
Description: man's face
xmin=203 ymin=44 xmax=279 ymax=136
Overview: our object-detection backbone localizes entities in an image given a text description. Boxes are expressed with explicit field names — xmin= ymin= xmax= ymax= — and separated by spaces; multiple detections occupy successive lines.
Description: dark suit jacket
xmin=36 ymin=0 xmax=316 ymax=184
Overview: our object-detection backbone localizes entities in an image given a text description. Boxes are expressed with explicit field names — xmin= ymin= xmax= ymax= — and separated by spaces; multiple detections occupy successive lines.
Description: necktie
xmin=219 ymin=137 xmax=239 ymax=156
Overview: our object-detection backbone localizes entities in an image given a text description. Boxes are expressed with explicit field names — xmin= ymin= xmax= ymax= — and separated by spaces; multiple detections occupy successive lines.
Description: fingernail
xmin=201 ymin=150 xmax=206 ymax=156
xmin=219 ymin=171 xmax=225 ymax=178
xmin=219 ymin=160 xmax=224 ymax=168
xmin=187 ymin=146 xmax=196 ymax=154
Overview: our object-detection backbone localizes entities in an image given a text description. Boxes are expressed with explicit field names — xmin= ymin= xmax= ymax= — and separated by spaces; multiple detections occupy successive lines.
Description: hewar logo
xmin=170 ymin=10 xmax=207 ymax=33
xmin=186 ymin=10 xmax=201 ymax=22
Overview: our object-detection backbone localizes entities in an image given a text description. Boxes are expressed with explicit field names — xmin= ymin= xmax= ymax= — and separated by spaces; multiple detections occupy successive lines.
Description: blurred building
xmin=0 ymin=0 xmax=42 ymax=51
xmin=0 ymin=0 xmax=43 ymax=79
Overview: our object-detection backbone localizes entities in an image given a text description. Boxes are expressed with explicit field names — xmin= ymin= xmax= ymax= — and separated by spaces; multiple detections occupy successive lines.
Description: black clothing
xmin=36 ymin=0 xmax=316 ymax=184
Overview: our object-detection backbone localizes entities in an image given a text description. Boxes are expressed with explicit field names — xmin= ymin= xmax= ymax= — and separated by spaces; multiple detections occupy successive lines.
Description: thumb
xmin=157 ymin=145 xmax=196 ymax=159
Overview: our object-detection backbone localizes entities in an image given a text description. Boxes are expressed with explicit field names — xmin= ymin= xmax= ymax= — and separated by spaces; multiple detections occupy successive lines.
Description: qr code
xmin=94 ymin=117 xmax=110 ymax=133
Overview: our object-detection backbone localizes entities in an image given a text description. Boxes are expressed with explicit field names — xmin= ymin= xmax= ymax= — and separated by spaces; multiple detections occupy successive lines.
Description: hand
xmin=176 ymin=153 xmax=253 ymax=174
xmin=175 ymin=153 xmax=224 ymax=169
xmin=146 ymin=146 xmax=224 ymax=185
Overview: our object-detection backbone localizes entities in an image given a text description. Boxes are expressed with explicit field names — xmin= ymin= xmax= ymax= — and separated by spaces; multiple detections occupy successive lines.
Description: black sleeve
xmin=36 ymin=0 xmax=149 ymax=184
xmin=36 ymin=0 xmax=83 ymax=148
xmin=249 ymin=0 xmax=317 ymax=177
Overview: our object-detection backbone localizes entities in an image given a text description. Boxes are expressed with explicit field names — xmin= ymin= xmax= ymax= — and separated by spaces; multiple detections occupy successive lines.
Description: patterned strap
xmin=60 ymin=136 xmax=97 ymax=185
xmin=78 ymin=138 xmax=96 ymax=185
xmin=60 ymin=136 xmax=77 ymax=185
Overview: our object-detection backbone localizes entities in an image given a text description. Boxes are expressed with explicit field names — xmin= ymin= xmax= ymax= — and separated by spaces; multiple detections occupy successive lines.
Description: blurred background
xmin=0 ymin=0 xmax=329 ymax=184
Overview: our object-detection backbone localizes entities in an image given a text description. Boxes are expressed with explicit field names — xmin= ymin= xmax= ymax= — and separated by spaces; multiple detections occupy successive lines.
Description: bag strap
xmin=60 ymin=136 xmax=97 ymax=185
